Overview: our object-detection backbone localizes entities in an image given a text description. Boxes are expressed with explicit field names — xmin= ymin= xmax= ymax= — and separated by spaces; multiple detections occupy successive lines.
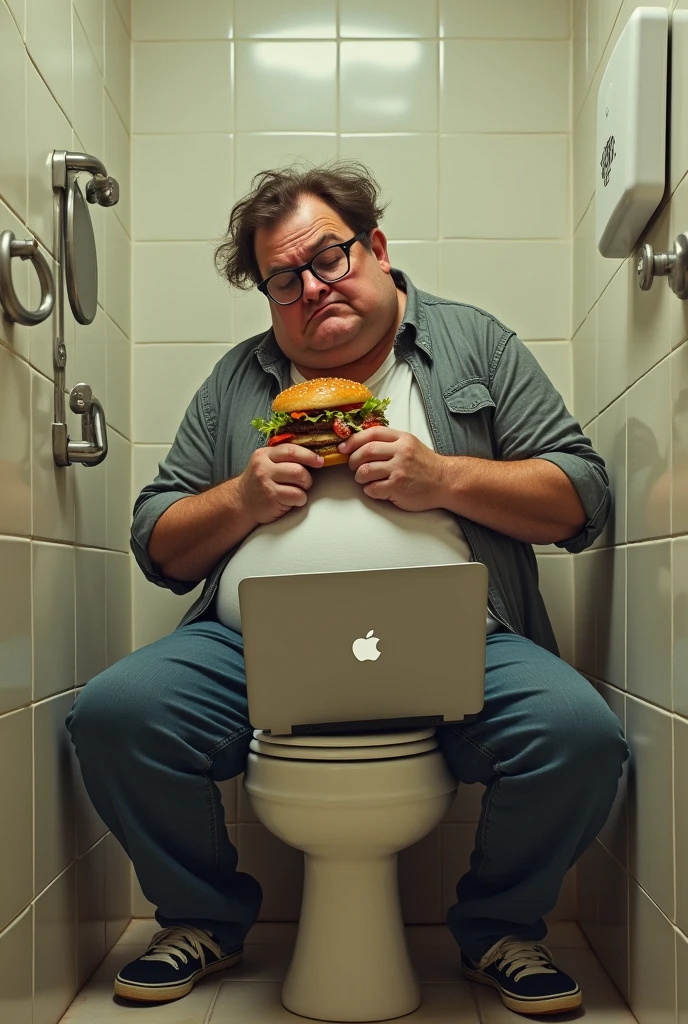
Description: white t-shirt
xmin=215 ymin=347 xmax=499 ymax=634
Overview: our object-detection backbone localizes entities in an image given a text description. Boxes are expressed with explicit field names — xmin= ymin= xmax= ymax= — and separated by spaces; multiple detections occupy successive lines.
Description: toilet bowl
xmin=244 ymin=729 xmax=457 ymax=1022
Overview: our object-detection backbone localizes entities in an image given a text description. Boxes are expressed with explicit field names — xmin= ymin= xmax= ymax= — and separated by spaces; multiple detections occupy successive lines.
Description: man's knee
xmin=538 ymin=684 xmax=629 ymax=784
xmin=67 ymin=660 xmax=144 ymax=758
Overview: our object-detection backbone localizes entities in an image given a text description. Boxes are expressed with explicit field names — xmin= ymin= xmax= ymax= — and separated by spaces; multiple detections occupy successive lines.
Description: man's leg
xmin=438 ymin=631 xmax=628 ymax=962
xmin=66 ymin=619 xmax=260 ymax=954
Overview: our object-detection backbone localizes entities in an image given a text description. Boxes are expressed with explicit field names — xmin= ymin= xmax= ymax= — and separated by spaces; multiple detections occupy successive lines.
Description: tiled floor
xmin=59 ymin=920 xmax=637 ymax=1023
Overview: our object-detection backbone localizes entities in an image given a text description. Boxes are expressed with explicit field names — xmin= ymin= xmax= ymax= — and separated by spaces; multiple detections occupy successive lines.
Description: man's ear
xmin=369 ymin=227 xmax=392 ymax=274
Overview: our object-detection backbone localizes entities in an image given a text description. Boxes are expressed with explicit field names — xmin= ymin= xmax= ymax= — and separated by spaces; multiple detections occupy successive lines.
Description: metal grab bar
xmin=51 ymin=149 xmax=119 ymax=468
xmin=0 ymin=230 xmax=55 ymax=326
xmin=53 ymin=383 xmax=108 ymax=467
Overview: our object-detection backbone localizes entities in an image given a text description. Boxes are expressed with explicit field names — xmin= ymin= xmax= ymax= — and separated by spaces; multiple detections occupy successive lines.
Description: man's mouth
xmin=308 ymin=302 xmax=345 ymax=324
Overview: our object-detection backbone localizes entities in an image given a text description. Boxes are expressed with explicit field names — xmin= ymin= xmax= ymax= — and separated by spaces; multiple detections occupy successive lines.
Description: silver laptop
xmin=238 ymin=563 xmax=488 ymax=736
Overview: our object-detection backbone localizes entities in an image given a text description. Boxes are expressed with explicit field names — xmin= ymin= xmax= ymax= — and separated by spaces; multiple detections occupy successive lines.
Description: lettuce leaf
xmin=251 ymin=395 xmax=391 ymax=439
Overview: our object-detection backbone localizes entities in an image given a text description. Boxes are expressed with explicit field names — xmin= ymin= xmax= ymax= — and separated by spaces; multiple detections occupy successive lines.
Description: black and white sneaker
xmin=114 ymin=925 xmax=243 ymax=1002
xmin=461 ymin=937 xmax=582 ymax=1015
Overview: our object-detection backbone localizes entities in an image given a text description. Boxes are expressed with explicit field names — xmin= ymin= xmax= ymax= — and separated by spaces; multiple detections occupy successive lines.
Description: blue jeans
xmin=66 ymin=621 xmax=628 ymax=961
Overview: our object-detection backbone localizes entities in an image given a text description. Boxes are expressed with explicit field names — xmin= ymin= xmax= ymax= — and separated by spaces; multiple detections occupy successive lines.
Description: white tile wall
xmin=440 ymin=41 xmax=570 ymax=133
xmin=340 ymin=134 xmax=438 ymax=241
xmin=0 ymin=2 xmax=28 ymax=220
xmin=574 ymin=6 xmax=688 ymax=1015
xmin=440 ymin=135 xmax=569 ymax=240
xmin=440 ymin=0 xmax=571 ymax=39
xmin=0 ymin=0 xmax=132 ymax=1020
xmin=133 ymin=0 xmax=233 ymax=41
xmin=133 ymin=42 xmax=232 ymax=133
xmin=341 ymin=41 xmax=438 ymax=133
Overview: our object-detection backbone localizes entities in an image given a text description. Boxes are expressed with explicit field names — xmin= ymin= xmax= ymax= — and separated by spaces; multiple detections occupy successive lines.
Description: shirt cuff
xmin=130 ymin=491 xmax=200 ymax=595
xmin=535 ymin=452 xmax=611 ymax=553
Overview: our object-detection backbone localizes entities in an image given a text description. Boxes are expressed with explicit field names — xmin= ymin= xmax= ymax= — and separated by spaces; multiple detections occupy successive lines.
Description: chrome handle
xmin=53 ymin=382 xmax=108 ymax=467
xmin=637 ymin=233 xmax=688 ymax=299
xmin=0 ymin=230 xmax=55 ymax=325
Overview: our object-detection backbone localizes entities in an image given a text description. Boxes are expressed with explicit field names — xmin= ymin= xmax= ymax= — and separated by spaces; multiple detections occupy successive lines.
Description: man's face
xmin=254 ymin=194 xmax=399 ymax=371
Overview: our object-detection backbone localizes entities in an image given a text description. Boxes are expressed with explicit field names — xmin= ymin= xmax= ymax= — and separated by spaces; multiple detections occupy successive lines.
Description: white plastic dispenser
xmin=596 ymin=7 xmax=669 ymax=258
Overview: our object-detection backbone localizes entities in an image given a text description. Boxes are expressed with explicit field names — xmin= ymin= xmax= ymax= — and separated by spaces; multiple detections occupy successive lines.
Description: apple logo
xmin=352 ymin=629 xmax=381 ymax=662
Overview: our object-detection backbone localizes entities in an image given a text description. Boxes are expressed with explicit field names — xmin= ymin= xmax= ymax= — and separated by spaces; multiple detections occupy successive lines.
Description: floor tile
xmin=115 ymin=918 xmax=158 ymax=946
xmin=59 ymin=920 xmax=634 ymax=1024
xmin=59 ymin=971 xmax=219 ymax=1023
xmin=246 ymin=922 xmax=298 ymax=945
xmin=546 ymin=921 xmax=590 ymax=949
xmin=209 ymin=980 xmax=480 ymax=1022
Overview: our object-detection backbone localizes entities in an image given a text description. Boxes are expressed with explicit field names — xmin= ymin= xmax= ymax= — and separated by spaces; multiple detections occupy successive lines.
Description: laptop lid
xmin=239 ymin=562 xmax=488 ymax=736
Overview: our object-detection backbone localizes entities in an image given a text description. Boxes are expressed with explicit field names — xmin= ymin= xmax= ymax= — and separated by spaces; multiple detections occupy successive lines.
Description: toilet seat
xmin=250 ymin=728 xmax=438 ymax=761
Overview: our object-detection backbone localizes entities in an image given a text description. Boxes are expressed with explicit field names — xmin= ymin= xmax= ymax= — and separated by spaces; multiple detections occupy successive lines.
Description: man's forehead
xmin=256 ymin=201 xmax=349 ymax=274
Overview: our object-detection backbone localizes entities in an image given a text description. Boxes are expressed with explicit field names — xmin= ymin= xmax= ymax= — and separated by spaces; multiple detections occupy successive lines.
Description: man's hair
xmin=214 ymin=161 xmax=388 ymax=290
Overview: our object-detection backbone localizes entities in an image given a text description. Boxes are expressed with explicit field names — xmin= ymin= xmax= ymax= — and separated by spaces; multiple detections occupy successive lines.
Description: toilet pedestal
xmin=245 ymin=729 xmax=456 ymax=1023
xmin=283 ymin=853 xmax=419 ymax=1022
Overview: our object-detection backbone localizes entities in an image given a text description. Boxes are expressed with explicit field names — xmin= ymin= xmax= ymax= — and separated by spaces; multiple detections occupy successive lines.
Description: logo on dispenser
xmin=600 ymin=135 xmax=616 ymax=187
xmin=352 ymin=630 xmax=381 ymax=662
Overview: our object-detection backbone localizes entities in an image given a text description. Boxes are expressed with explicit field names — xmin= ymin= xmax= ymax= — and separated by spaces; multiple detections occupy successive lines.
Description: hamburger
xmin=251 ymin=377 xmax=391 ymax=467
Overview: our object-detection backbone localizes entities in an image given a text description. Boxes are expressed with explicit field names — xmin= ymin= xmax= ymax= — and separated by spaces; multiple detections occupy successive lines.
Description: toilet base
xmin=283 ymin=851 xmax=421 ymax=1022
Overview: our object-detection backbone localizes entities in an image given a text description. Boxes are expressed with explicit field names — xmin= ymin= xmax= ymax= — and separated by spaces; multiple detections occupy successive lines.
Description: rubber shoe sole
xmin=114 ymin=948 xmax=243 ymax=1002
xmin=462 ymin=959 xmax=583 ymax=1016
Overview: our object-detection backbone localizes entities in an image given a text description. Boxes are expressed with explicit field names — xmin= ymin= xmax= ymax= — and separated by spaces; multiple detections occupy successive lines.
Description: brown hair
xmin=214 ymin=161 xmax=387 ymax=289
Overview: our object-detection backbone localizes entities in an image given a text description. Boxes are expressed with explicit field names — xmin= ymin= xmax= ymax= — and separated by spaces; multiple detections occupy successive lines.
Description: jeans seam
xmin=449 ymin=724 xmax=501 ymax=765
xmin=448 ymin=725 xmax=502 ymax=882
xmin=205 ymin=775 xmax=219 ymax=873
xmin=202 ymin=726 xmax=253 ymax=769
xmin=478 ymin=776 xmax=500 ymax=882
xmin=202 ymin=727 xmax=253 ymax=874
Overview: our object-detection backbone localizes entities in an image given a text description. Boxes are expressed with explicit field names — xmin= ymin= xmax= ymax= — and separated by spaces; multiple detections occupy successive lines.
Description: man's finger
xmin=346 ymin=441 xmax=396 ymax=472
xmin=362 ymin=479 xmax=393 ymax=500
xmin=338 ymin=426 xmax=400 ymax=454
xmin=268 ymin=443 xmax=324 ymax=467
xmin=354 ymin=460 xmax=391 ymax=486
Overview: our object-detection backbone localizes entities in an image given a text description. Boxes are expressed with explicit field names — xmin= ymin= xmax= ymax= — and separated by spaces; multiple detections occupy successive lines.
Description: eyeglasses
xmin=257 ymin=231 xmax=367 ymax=306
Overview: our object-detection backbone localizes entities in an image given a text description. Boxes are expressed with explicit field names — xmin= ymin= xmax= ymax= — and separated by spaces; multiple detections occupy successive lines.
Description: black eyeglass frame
xmin=256 ymin=231 xmax=367 ymax=305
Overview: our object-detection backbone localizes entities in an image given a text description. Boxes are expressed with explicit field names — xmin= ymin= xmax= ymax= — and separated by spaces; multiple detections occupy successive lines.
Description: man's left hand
xmin=337 ymin=427 xmax=447 ymax=512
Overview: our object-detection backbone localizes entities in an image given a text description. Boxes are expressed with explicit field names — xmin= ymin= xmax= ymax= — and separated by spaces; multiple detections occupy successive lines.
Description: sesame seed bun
xmin=272 ymin=377 xmax=372 ymax=414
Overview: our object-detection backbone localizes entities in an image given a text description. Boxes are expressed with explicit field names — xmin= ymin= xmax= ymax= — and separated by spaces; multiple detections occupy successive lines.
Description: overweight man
xmin=67 ymin=162 xmax=628 ymax=1016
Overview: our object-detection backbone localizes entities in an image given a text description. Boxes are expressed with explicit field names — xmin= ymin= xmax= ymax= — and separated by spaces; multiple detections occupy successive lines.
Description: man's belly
xmin=215 ymin=465 xmax=476 ymax=633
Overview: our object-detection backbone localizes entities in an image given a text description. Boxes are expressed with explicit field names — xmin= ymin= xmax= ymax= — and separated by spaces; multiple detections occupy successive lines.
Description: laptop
xmin=238 ymin=562 xmax=488 ymax=736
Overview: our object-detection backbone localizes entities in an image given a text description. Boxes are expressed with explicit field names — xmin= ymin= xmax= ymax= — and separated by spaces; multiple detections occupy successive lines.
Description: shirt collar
xmin=254 ymin=267 xmax=432 ymax=374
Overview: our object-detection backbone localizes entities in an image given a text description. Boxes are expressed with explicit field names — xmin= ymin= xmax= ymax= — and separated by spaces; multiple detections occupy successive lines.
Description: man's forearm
xmin=437 ymin=456 xmax=587 ymax=545
xmin=147 ymin=477 xmax=258 ymax=583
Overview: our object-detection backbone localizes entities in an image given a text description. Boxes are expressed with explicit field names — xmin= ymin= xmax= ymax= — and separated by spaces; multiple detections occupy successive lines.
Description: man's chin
xmin=307 ymin=312 xmax=359 ymax=349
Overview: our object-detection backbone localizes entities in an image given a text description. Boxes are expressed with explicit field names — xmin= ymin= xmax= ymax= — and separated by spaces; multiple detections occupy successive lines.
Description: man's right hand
xmin=236 ymin=443 xmax=324 ymax=525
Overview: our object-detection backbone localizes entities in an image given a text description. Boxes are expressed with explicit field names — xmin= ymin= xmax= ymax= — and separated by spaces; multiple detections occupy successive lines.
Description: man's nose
xmin=301 ymin=269 xmax=329 ymax=302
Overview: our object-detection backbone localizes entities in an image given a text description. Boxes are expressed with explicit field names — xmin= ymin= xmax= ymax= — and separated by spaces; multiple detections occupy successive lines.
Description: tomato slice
xmin=337 ymin=403 xmax=364 ymax=413
xmin=267 ymin=433 xmax=295 ymax=447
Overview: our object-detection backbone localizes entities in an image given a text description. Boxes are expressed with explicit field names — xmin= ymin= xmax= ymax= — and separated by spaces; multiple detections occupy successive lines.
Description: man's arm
xmin=481 ymin=331 xmax=610 ymax=553
xmin=437 ymin=455 xmax=586 ymax=546
xmin=147 ymin=478 xmax=258 ymax=583
xmin=131 ymin=375 xmax=225 ymax=593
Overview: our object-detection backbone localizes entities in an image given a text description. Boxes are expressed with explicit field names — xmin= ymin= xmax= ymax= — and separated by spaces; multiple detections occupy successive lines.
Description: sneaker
xmin=461 ymin=937 xmax=582 ymax=1015
xmin=114 ymin=925 xmax=243 ymax=1002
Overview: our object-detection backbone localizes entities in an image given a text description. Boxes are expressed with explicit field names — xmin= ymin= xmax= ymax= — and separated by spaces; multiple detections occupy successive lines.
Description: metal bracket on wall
xmin=637 ymin=232 xmax=688 ymax=299
xmin=0 ymin=230 xmax=55 ymax=325
xmin=51 ymin=150 xmax=119 ymax=467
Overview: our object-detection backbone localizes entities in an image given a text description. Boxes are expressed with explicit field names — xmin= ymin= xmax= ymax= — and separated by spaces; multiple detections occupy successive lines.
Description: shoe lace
xmin=140 ymin=926 xmax=221 ymax=971
xmin=480 ymin=937 xmax=557 ymax=982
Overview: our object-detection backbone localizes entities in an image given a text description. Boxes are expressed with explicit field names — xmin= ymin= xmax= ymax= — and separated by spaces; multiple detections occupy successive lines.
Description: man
xmin=67 ymin=162 xmax=628 ymax=1017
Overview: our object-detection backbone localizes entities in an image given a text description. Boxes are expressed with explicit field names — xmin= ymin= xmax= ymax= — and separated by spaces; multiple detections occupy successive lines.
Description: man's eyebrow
xmin=266 ymin=232 xmax=344 ymax=275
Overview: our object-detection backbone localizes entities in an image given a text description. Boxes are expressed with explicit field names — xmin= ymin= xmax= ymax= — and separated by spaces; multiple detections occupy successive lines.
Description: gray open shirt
xmin=131 ymin=272 xmax=610 ymax=657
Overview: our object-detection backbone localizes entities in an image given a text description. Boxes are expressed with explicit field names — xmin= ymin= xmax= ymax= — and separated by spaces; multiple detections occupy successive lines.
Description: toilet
xmin=244 ymin=728 xmax=457 ymax=1022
